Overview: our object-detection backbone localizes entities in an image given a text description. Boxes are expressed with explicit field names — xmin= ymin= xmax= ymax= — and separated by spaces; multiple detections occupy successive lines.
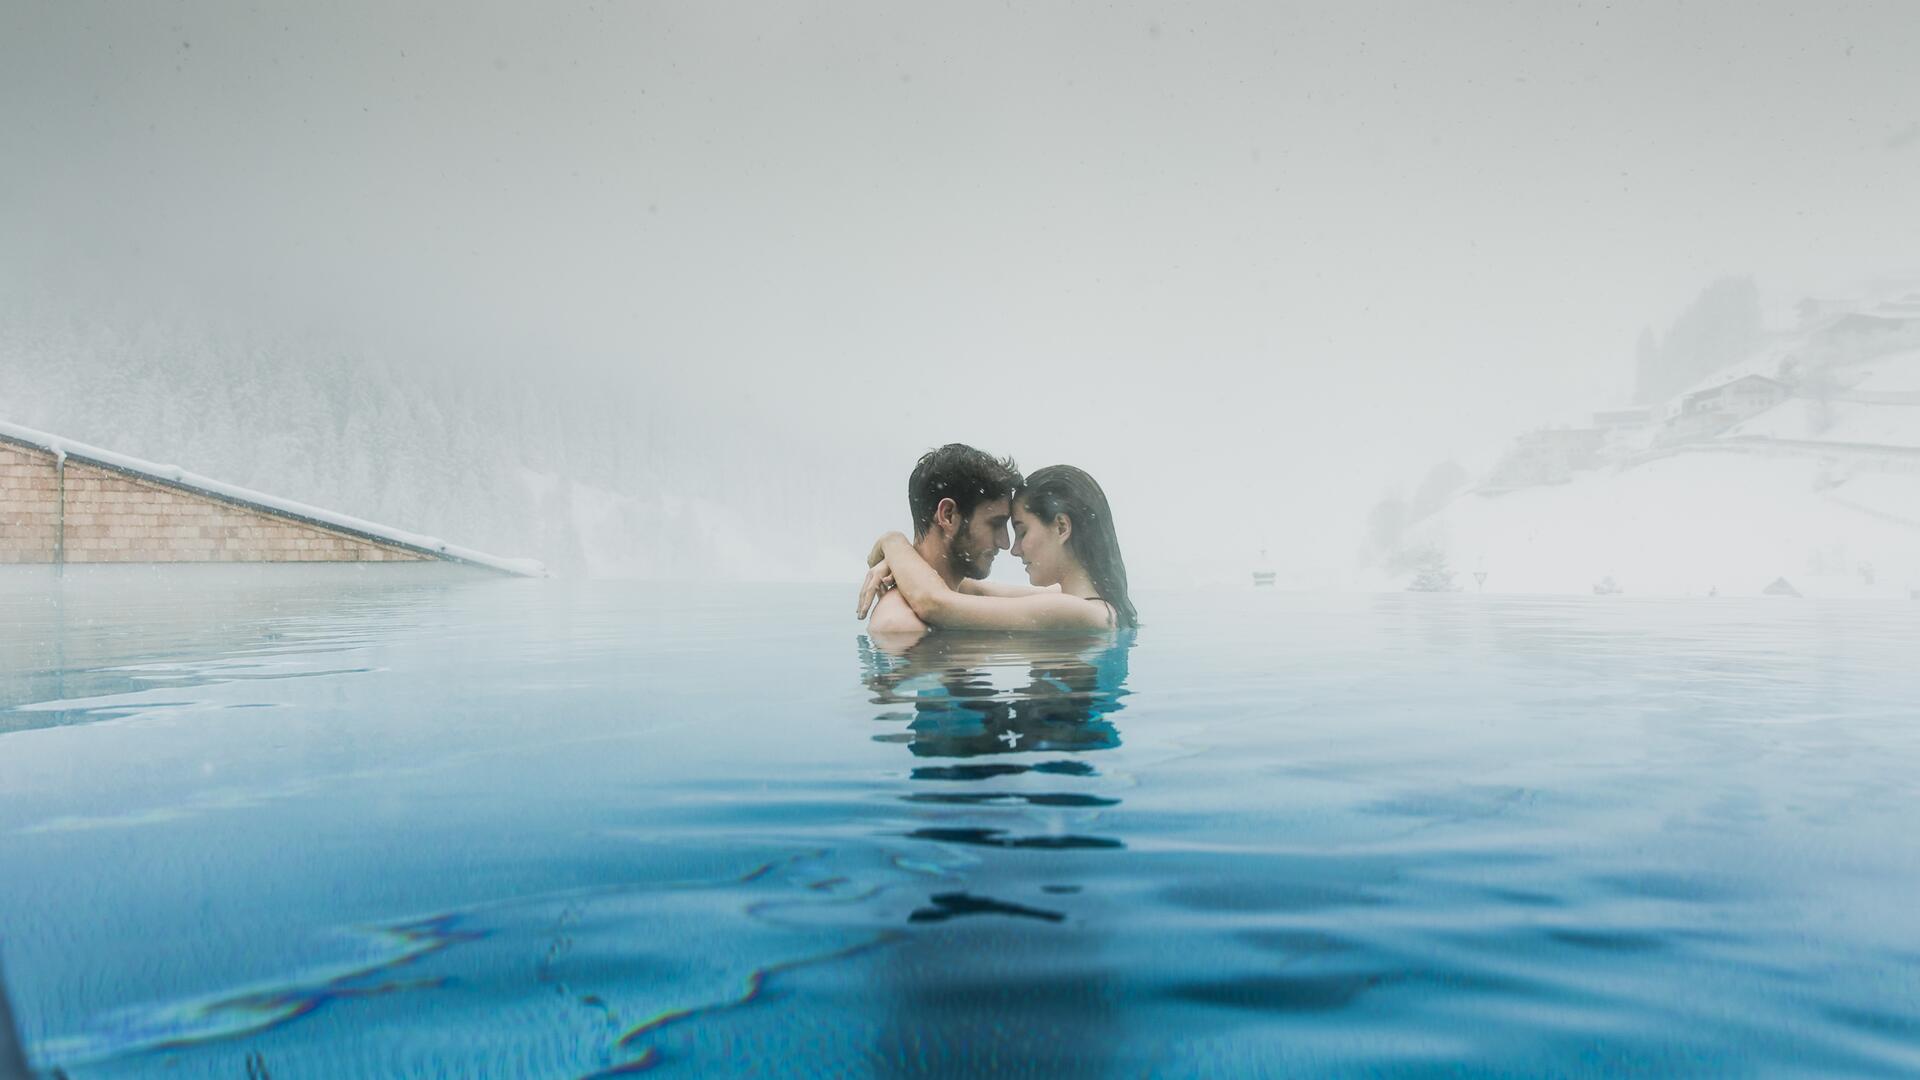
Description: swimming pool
xmin=3 ymin=568 xmax=1918 ymax=1075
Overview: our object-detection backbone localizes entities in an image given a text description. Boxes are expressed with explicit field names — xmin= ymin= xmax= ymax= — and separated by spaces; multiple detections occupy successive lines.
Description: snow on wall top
xmin=0 ymin=419 xmax=545 ymax=577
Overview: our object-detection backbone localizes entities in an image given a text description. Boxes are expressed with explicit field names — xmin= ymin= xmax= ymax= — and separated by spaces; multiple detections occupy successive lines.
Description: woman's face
xmin=1010 ymin=497 xmax=1069 ymax=586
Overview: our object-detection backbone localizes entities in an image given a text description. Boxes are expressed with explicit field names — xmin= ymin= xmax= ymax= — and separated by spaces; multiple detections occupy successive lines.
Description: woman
xmin=862 ymin=465 xmax=1138 ymax=631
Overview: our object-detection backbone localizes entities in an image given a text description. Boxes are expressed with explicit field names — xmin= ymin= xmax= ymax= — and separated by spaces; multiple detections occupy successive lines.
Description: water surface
xmin=3 ymin=568 xmax=1918 ymax=1076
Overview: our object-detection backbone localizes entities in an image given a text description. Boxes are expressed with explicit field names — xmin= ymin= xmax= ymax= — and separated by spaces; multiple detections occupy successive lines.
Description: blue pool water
xmin=2 ymin=568 xmax=1919 ymax=1076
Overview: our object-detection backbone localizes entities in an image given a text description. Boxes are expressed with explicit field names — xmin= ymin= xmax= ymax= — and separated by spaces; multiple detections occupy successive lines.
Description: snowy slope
xmin=1730 ymin=400 xmax=1920 ymax=447
xmin=1424 ymin=450 xmax=1919 ymax=597
xmin=1850 ymin=349 xmax=1920 ymax=393
xmin=1402 ymin=310 xmax=1920 ymax=598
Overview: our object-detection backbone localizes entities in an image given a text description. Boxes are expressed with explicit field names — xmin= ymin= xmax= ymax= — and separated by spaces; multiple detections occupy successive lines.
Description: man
xmin=863 ymin=443 xmax=1021 ymax=635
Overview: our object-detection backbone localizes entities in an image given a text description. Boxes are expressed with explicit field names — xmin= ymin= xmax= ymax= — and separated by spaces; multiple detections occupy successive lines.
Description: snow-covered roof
xmin=0 ymin=419 xmax=545 ymax=577
xmin=1682 ymin=373 xmax=1786 ymax=403
xmin=1813 ymin=311 xmax=1919 ymax=343
xmin=1658 ymin=336 xmax=1798 ymax=407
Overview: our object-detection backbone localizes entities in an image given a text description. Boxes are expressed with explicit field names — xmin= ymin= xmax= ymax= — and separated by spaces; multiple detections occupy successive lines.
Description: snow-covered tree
xmin=1404 ymin=545 xmax=1458 ymax=592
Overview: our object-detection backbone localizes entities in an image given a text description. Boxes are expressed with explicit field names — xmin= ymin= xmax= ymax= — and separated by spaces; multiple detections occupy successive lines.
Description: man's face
xmin=949 ymin=496 xmax=1012 ymax=580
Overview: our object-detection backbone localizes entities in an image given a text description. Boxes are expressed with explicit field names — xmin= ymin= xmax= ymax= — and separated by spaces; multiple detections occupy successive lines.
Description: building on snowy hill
xmin=1815 ymin=313 xmax=1918 ymax=342
xmin=1683 ymin=374 xmax=1789 ymax=420
xmin=1796 ymin=296 xmax=1850 ymax=324
xmin=1873 ymin=294 xmax=1920 ymax=319
xmin=1588 ymin=408 xmax=1661 ymax=461
xmin=1485 ymin=427 xmax=1608 ymax=490
xmin=0 ymin=422 xmax=540 ymax=574
xmin=1655 ymin=375 xmax=1789 ymax=446
xmin=1805 ymin=314 xmax=1920 ymax=365
xmin=1658 ymin=409 xmax=1737 ymax=445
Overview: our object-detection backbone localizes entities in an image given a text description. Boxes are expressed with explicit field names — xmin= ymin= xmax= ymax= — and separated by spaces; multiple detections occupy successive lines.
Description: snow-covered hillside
xmin=1423 ymin=449 xmax=1919 ymax=597
xmin=1389 ymin=294 xmax=1920 ymax=598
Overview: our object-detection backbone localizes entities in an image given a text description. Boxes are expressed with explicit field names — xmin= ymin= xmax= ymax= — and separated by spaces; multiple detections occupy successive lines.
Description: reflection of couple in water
xmin=856 ymin=444 xmax=1138 ymax=636
xmin=858 ymin=630 xmax=1131 ymax=761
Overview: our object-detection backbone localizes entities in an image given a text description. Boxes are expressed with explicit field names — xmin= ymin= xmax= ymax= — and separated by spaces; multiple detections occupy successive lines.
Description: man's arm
xmin=866 ymin=588 xmax=929 ymax=635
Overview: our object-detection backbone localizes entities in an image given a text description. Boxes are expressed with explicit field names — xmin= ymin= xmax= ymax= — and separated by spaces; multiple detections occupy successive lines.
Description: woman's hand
xmin=856 ymin=558 xmax=896 ymax=620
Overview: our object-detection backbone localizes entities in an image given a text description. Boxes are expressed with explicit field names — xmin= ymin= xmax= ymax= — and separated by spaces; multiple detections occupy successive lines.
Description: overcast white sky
xmin=4 ymin=1 xmax=1917 ymax=581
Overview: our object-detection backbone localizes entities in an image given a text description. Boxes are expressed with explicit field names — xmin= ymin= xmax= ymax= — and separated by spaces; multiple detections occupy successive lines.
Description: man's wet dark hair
xmin=908 ymin=444 xmax=1022 ymax=538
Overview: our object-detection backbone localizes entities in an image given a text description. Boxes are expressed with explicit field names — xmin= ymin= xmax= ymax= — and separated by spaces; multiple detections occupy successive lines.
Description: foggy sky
xmin=4 ymin=1 xmax=1918 ymax=581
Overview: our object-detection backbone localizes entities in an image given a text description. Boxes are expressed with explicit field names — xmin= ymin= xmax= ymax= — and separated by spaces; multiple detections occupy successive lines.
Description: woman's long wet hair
xmin=1017 ymin=465 xmax=1138 ymax=629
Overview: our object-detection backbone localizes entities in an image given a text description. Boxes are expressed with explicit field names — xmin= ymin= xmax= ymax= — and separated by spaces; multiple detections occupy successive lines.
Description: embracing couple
xmin=857 ymin=443 xmax=1137 ymax=634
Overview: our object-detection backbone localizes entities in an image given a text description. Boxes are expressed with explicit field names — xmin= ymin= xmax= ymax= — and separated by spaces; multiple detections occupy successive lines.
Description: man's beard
xmin=947 ymin=535 xmax=995 ymax=580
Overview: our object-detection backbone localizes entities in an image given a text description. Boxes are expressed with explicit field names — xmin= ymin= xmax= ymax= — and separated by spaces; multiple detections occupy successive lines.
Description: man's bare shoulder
xmin=867 ymin=589 xmax=929 ymax=634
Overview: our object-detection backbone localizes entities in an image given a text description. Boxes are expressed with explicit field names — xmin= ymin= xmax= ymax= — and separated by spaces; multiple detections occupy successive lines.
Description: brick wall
xmin=0 ymin=440 xmax=429 ymax=565
xmin=0 ymin=443 xmax=59 ymax=563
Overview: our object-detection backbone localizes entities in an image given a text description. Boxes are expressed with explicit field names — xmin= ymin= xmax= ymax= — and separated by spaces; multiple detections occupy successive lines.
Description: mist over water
xmin=3 ymin=2 xmax=1919 ymax=582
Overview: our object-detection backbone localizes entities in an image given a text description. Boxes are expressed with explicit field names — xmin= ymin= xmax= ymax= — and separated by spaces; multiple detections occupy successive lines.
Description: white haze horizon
xmin=4 ymin=2 xmax=1918 ymax=585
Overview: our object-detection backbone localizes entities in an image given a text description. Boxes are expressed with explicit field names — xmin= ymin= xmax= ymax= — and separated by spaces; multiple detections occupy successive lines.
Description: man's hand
xmin=856 ymin=558 xmax=896 ymax=620
xmin=868 ymin=531 xmax=906 ymax=568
